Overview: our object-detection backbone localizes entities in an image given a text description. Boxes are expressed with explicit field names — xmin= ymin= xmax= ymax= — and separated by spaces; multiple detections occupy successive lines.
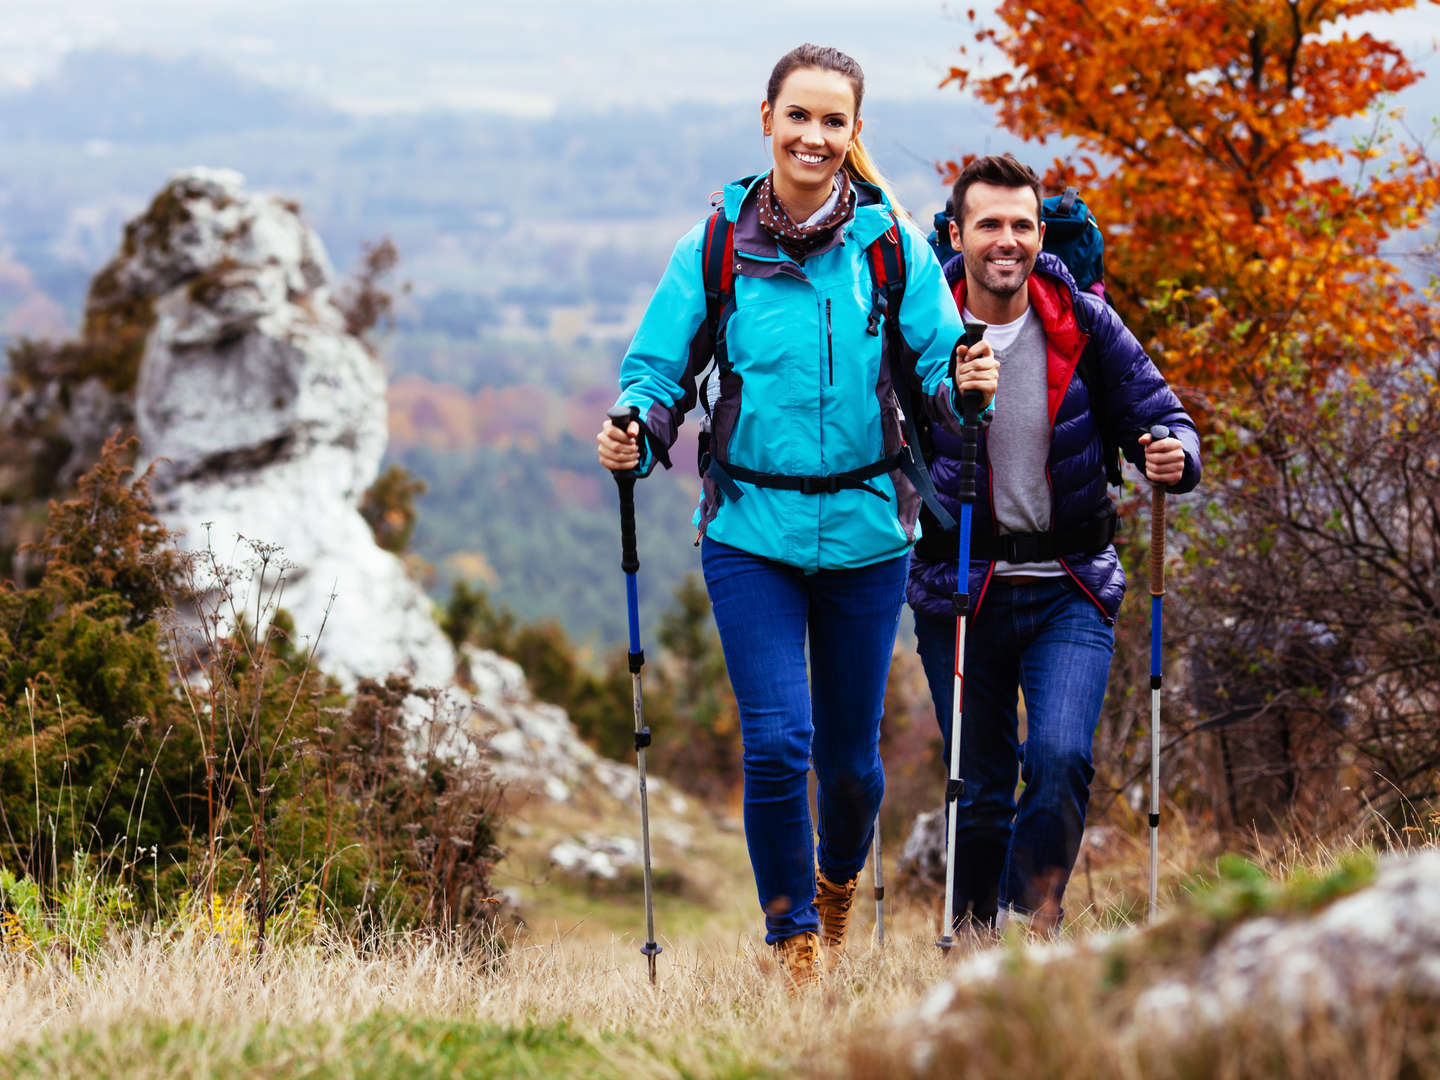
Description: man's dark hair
xmin=950 ymin=154 xmax=1043 ymax=229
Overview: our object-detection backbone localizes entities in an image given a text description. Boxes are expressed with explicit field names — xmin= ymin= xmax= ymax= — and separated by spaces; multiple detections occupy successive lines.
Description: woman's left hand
xmin=953 ymin=339 xmax=999 ymax=411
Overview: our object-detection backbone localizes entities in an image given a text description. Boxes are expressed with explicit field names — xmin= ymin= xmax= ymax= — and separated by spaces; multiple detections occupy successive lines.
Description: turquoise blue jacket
xmin=616 ymin=174 xmax=966 ymax=573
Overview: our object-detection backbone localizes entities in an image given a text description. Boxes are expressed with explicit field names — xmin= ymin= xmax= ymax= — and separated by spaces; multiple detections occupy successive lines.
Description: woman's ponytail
xmin=844 ymin=137 xmax=909 ymax=221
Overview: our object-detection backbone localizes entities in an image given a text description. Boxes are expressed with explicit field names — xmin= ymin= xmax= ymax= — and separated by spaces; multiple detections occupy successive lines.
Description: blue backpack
xmin=1040 ymin=187 xmax=1105 ymax=295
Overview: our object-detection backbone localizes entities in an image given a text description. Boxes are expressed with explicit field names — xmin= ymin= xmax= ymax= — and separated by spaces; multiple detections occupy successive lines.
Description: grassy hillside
xmin=2 ymin=794 xmax=1435 ymax=1079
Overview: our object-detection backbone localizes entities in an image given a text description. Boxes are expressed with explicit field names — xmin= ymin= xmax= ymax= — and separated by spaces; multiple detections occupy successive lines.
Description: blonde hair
xmin=844 ymin=138 xmax=909 ymax=221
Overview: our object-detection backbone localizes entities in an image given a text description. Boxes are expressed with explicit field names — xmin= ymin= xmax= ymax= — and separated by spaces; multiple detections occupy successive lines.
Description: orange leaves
xmin=953 ymin=0 xmax=1437 ymax=399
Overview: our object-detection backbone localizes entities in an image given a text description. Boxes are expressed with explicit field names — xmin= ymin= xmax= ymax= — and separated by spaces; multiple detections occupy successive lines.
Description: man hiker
xmin=907 ymin=154 xmax=1201 ymax=932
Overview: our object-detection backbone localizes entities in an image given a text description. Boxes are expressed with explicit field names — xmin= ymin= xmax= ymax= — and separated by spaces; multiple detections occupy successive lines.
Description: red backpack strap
xmin=865 ymin=212 xmax=907 ymax=335
xmin=702 ymin=207 xmax=735 ymax=314
xmin=874 ymin=213 xmax=906 ymax=304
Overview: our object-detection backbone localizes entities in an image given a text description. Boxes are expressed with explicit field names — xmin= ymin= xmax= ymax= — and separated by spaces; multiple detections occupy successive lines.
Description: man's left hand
xmin=1138 ymin=431 xmax=1185 ymax=486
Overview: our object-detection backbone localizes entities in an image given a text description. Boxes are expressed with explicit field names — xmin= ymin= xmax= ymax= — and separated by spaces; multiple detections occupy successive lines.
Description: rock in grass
xmin=873 ymin=850 xmax=1440 ymax=1078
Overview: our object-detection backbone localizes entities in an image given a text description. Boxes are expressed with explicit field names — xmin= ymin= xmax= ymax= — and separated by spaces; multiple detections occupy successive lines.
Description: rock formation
xmin=84 ymin=167 xmax=451 ymax=688
xmin=0 ymin=167 xmax=687 ymax=823
xmin=1 ymin=170 xmax=688 ymax=916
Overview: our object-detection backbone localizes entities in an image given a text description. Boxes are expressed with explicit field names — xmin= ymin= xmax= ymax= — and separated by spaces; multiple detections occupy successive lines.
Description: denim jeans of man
xmin=913 ymin=576 xmax=1114 ymax=922
xmin=702 ymin=537 xmax=907 ymax=945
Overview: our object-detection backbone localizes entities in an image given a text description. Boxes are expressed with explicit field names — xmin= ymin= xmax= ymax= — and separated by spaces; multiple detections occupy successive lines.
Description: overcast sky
xmin=2 ymin=1 xmax=1437 ymax=115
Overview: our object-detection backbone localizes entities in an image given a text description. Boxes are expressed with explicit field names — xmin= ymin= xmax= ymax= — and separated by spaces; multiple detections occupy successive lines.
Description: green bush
xmin=0 ymin=436 xmax=502 ymax=950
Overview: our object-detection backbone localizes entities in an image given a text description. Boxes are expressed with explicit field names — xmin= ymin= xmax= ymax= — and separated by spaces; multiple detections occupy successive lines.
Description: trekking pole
xmin=1147 ymin=423 xmax=1170 ymax=924
xmin=938 ymin=320 xmax=987 ymax=956
xmin=872 ymin=814 xmax=885 ymax=948
xmin=607 ymin=405 xmax=662 ymax=983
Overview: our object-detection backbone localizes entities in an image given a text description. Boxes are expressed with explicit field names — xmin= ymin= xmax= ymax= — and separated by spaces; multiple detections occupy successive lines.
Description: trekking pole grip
xmin=1149 ymin=424 xmax=1170 ymax=596
xmin=956 ymin=321 xmax=987 ymax=503
xmin=607 ymin=406 xmax=642 ymax=575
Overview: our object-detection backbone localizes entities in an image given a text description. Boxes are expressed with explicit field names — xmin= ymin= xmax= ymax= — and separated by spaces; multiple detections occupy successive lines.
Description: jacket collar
xmin=723 ymin=172 xmax=896 ymax=274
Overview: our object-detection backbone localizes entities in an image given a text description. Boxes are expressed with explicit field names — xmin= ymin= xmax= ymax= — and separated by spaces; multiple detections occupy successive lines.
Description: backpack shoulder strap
xmin=866 ymin=213 xmax=907 ymax=326
xmin=701 ymin=206 xmax=734 ymax=318
xmin=1072 ymin=292 xmax=1124 ymax=488
xmin=698 ymin=207 xmax=735 ymax=422
xmin=867 ymin=214 xmax=956 ymax=531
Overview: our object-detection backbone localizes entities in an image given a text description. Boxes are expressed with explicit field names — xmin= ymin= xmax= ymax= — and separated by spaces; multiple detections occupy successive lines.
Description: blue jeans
xmin=913 ymin=577 xmax=1113 ymax=919
xmin=702 ymin=537 xmax=907 ymax=945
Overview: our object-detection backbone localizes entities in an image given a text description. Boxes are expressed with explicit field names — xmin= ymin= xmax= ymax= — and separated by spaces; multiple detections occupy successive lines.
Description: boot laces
xmin=815 ymin=871 xmax=859 ymax=950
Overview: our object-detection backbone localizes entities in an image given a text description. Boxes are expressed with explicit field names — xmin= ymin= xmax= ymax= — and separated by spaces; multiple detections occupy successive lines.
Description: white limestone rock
xmin=897 ymin=807 xmax=947 ymax=887
xmin=464 ymin=645 xmax=688 ymax=814
xmin=58 ymin=168 xmax=685 ymax=817
xmin=549 ymin=834 xmax=643 ymax=880
xmin=105 ymin=167 xmax=454 ymax=689
xmin=1130 ymin=850 xmax=1440 ymax=1033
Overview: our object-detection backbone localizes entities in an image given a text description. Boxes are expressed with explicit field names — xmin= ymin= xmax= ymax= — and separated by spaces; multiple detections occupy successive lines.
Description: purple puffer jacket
xmin=907 ymin=253 xmax=1201 ymax=624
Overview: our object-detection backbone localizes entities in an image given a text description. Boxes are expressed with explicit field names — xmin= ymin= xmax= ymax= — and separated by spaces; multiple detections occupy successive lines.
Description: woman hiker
xmin=596 ymin=43 xmax=997 ymax=988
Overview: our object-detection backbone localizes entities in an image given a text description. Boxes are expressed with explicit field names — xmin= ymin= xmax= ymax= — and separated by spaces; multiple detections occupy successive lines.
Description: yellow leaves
xmin=0 ymin=910 xmax=35 ymax=955
xmin=207 ymin=891 xmax=249 ymax=949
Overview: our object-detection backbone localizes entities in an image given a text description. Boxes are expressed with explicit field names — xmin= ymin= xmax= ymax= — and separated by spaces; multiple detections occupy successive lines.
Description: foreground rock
xmin=873 ymin=850 xmax=1440 ymax=1077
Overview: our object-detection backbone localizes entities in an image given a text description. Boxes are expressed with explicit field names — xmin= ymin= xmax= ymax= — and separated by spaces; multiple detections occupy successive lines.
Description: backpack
xmin=937 ymin=185 xmax=1124 ymax=487
xmin=925 ymin=198 xmax=955 ymax=267
xmin=696 ymin=198 xmax=955 ymax=530
xmin=1041 ymin=187 xmax=1106 ymax=297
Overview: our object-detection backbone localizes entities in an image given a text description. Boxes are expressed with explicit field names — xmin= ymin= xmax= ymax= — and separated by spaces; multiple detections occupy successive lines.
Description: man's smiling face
xmin=950 ymin=181 xmax=1045 ymax=304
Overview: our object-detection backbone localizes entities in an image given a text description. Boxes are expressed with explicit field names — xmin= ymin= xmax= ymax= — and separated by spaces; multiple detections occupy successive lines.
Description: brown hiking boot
xmin=815 ymin=869 xmax=860 ymax=954
xmin=773 ymin=930 xmax=821 ymax=991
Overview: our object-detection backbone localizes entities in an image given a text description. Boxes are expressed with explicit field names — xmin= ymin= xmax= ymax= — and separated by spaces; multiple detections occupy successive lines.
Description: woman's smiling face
xmin=761 ymin=66 xmax=860 ymax=210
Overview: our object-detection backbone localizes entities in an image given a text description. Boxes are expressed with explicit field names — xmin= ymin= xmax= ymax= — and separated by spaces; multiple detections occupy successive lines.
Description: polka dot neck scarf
xmin=756 ymin=169 xmax=854 ymax=260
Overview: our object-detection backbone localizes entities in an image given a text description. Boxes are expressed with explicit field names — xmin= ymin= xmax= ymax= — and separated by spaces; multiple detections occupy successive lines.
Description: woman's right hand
xmin=597 ymin=419 xmax=642 ymax=472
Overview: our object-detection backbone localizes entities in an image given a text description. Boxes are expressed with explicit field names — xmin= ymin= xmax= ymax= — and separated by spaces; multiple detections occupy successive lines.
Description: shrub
xmin=0 ymin=437 xmax=503 ymax=951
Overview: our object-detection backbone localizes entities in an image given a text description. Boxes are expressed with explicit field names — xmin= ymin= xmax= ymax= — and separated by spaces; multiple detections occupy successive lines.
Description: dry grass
xmin=3 ymin=787 xmax=1434 ymax=1077
xmin=0 ymin=899 xmax=962 ymax=1078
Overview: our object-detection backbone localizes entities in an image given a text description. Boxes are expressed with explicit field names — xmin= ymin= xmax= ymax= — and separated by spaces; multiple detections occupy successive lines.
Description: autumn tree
xmin=948 ymin=0 xmax=1438 ymax=396
xmin=946 ymin=1 xmax=1440 ymax=838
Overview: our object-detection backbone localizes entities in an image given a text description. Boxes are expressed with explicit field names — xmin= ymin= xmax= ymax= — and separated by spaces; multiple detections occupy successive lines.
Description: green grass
xmin=1 ymin=1013 xmax=778 ymax=1080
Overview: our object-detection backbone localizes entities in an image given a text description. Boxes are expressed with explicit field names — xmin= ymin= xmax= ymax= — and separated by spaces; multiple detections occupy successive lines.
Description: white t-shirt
xmin=798 ymin=180 xmax=841 ymax=228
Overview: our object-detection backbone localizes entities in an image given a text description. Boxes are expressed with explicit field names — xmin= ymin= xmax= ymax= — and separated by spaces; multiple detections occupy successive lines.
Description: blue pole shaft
xmin=626 ymin=573 xmax=642 ymax=655
xmin=938 ymin=321 xmax=986 ymax=954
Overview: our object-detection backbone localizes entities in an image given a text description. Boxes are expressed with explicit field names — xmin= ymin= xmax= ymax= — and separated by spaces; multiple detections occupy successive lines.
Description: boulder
xmin=882 ymin=850 xmax=1440 ymax=1075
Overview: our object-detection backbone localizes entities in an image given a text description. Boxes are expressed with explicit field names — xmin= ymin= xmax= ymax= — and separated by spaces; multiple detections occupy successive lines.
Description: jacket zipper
xmin=826 ymin=298 xmax=834 ymax=385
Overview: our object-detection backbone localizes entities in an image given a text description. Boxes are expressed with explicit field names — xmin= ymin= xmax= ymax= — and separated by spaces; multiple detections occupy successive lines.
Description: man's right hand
xmin=597 ymin=419 xmax=641 ymax=472
xmin=952 ymin=338 xmax=999 ymax=411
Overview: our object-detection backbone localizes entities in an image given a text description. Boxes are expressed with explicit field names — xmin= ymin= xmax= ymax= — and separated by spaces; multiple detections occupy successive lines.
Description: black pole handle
xmin=956 ymin=321 xmax=987 ymax=503
xmin=607 ymin=406 xmax=641 ymax=574
xmin=1148 ymin=424 xmax=1171 ymax=595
